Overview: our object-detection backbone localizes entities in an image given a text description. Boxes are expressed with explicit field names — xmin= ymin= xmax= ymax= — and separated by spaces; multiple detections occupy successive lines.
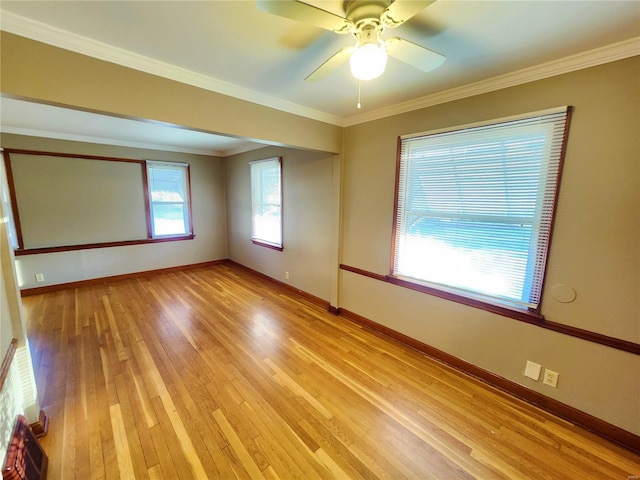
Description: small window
xmin=250 ymin=157 xmax=282 ymax=250
xmin=392 ymin=107 xmax=571 ymax=313
xmin=147 ymin=161 xmax=192 ymax=238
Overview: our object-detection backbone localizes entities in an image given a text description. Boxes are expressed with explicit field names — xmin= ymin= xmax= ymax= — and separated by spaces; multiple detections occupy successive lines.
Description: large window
xmin=147 ymin=161 xmax=192 ymax=238
xmin=250 ymin=157 xmax=282 ymax=250
xmin=392 ymin=107 xmax=571 ymax=314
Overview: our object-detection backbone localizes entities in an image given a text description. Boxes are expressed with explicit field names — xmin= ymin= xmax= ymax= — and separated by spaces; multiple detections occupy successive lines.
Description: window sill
xmin=251 ymin=239 xmax=283 ymax=251
xmin=338 ymin=263 xmax=543 ymax=323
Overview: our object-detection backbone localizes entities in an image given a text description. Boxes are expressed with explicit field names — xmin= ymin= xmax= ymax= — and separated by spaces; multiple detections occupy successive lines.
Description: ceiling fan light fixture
xmin=349 ymin=42 xmax=388 ymax=81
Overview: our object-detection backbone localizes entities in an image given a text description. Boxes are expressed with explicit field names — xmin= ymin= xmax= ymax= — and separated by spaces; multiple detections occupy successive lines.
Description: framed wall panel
xmin=4 ymin=150 xmax=148 ymax=250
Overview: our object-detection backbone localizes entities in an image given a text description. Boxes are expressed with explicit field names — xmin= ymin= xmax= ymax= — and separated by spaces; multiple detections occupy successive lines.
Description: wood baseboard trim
xmin=337 ymin=307 xmax=640 ymax=455
xmin=226 ymin=260 xmax=331 ymax=311
xmin=29 ymin=410 xmax=49 ymax=438
xmin=18 ymin=259 xmax=333 ymax=314
xmin=339 ymin=264 xmax=640 ymax=355
xmin=17 ymin=260 xmax=637 ymax=452
xmin=20 ymin=260 xmax=228 ymax=296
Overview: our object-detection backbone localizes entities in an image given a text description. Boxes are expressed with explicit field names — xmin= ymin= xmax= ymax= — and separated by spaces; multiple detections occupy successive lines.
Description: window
xmin=147 ymin=161 xmax=192 ymax=238
xmin=250 ymin=157 xmax=282 ymax=250
xmin=0 ymin=157 xmax=18 ymax=250
xmin=392 ymin=107 xmax=571 ymax=314
xmin=3 ymin=149 xmax=195 ymax=255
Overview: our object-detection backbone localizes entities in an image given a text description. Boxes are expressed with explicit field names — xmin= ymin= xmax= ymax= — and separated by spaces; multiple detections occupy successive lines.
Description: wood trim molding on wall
xmin=227 ymin=260 xmax=330 ymax=310
xmin=340 ymin=263 xmax=389 ymax=282
xmin=250 ymin=240 xmax=284 ymax=252
xmin=337 ymin=307 xmax=640 ymax=455
xmin=14 ymin=235 xmax=195 ymax=256
xmin=19 ymin=260 xmax=332 ymax=312
xmin=15 ymin=259 xmax=639 ymax=454
xmin=339 ymin=264 xmax=640 ymax=355
xmin=1 ymin=150 xmax=24 ymax=250
xmin=190 ymin=261 xmax=640 ymax=454
xmin=19 ymin=260 xmax=227 ymax=296
xmin=3 ymin=148 xmax=196 ymax=256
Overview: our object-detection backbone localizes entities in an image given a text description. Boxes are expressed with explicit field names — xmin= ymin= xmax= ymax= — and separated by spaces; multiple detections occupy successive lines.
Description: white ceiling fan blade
xmin=305 ymin=46 xmax=354 ymax=82
xmin=256 ymin=0 xmax=354 ymax=33
xmin=386 ymin=37 xmax=445 ymax=72
xmin=381 ymin=0 xmax=437 ymax=28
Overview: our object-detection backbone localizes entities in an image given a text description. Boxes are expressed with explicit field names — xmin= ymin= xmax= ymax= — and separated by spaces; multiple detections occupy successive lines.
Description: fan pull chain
xmin=357 ymin=80 xmax=362 ymax=109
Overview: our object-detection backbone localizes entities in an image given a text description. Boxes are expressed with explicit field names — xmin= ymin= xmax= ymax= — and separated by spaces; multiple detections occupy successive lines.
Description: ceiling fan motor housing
xmin=345 ymin=0 xmax=389 ymax=27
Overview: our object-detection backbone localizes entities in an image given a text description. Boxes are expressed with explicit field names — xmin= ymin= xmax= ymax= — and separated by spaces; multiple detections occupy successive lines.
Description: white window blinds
xmin=251 ymin=157 xmax=282 ymax=248
xmin=147 ymin=161 xmax=191 ymax=238
xmin=393 ymin=107 xmax=571 ymax=311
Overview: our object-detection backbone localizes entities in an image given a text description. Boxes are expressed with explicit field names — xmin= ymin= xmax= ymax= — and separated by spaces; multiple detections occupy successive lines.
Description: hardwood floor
xmin=22 ymin=263 xmax=640 ymax=479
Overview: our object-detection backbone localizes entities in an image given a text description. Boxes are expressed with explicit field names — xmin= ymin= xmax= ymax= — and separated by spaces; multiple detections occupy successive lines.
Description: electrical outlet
xmin=285 ymin=271 xmax=290 ymax=280
xmin=543 ymin=369 xmax=559 ymax=388
xmin=35 ymin=273 xmax=45 ymax=283
xmin=524 ymin=360 xmax=542 ymax=381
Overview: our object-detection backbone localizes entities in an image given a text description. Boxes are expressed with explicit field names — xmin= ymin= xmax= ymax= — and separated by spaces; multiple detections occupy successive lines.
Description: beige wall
xmin=10 ymin=152 xmax=148 ymax=248
xmin=0 ymin=32 xmax=342 ymax=155
xmin=1 ymin=134 xmax=228 ymax=289
xmin=225 ymin=146 xmax=336 ymax=302
xmin=0 ymin=157 xmax=22 ymax=356
xmin=0 ymin=154 xmax=40 ymax=449
xmin=1 ymin=30 xmax=638 ymax=438
xmin=340 ymin=57 xmax=640 ymax=434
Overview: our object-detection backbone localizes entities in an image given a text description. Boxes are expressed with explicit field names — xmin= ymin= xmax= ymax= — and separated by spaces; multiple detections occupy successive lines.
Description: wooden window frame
xmin=147 ymin=161 xmax=194 ymax=239
xmin=250 ymin=156 xmax=283 ymax=251
xmin=2 ymin=148 xmax=194 ymax=256
xmin=390 ymin=107 xmax=572 ymax=320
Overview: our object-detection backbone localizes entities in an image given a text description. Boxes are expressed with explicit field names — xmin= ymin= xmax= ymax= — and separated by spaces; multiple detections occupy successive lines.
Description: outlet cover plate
xmin=524 ymin=360 xmax=542 ymax=380
xmin=543 ymin=369 xmax=559 ymax=388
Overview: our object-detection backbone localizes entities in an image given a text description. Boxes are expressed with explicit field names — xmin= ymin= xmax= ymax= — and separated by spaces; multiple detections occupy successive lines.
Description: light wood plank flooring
xmin=22 ymin=263 xmax=640 ymax=479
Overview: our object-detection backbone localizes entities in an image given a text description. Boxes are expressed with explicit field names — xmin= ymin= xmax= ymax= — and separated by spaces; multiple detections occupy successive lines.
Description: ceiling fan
xmin=257 ymin=0 xmax=446 ymax=82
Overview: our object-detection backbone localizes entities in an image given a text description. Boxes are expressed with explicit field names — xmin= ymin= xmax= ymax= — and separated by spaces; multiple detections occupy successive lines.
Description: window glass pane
xmin=397 ymin=218 xmax=532 ymax=301
xmin=251 ymin=158 xmax=282 ymax=248
xmin=259 ymin=167 xmax=281 ymax=200
xmin=253 ymin=204 xmax=281 ymax=245
xmin=150 ymin=167 xmax=185 ymax=202
xmin=0 ymin=160 xmax=18 ymax=249
xmin=152 ymin=204 xmax=187 ymax=236
xmin=393 ymin=108 xmax=570 ymax=311
xmin=147 ymin=162 xmax=191 ymax=238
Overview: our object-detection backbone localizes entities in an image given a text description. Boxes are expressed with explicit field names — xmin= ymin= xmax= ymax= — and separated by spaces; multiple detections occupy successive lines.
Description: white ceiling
xmin=1 ymin=0 xmax=639 ymax=156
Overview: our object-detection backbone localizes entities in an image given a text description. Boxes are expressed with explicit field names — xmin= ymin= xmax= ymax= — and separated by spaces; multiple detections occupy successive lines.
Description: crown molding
xmin=2 ymin=11 xmax=638 ymax=129
xmin=1 ymin=124 xmax=265 ymax=157
xmin=0 ymin=125 xmax=231 ymax=156
xmin=0 ymin=12 xmax=344 ymax=127
xmin=343 ymin=37 xmax=640 ymax=127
